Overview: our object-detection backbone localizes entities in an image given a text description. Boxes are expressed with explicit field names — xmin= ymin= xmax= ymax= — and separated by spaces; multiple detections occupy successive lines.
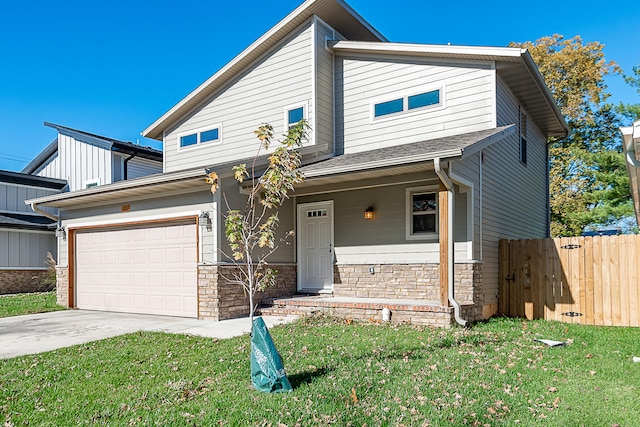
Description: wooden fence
xmin=498 ymin=235 xmax=640 ymax=327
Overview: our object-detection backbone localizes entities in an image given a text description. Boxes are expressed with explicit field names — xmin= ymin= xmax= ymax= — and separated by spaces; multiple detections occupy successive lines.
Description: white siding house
xmin=28 ymin=0 xmax=568 ymax=325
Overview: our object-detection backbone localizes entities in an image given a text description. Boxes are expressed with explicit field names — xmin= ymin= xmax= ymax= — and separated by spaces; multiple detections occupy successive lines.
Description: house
xmin=26 ymin=0 xmax=568 ymax=325
xmin=23 ymin=122 xmax=163 ymax=191
xmin=0 ymin=170 xmax=66 ymax=294
xmin=621 ymin=120 xmax=640 ymax=227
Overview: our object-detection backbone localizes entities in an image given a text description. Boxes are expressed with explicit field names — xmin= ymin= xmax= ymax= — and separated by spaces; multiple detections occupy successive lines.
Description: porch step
xmin=257 ymin=295 xmax=458 ymax=327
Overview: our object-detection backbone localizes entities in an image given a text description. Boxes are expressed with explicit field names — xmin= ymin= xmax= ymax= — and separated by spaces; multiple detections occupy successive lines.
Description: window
xmin=286 ymin=105 xmax=306 ymax=129
xmin=179 ymin=125 xmax=221 ymax=149
xmin=519 ymin=110 xmax=527 ymax=165
xmin=408 ymin=90 xmax=440 ymax=110
xmin=373 ymin=88 xmax=443 ymax=119
xmin=84 ymin=179 xmax=99 ymax=189
xmin=406 ymin=186 xmax=438 ymax=239
xmin=374 ymin=98 xmax=403 ymax=117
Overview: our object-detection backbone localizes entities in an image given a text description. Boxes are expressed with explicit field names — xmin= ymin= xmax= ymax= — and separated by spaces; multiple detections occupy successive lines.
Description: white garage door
xmin=75 ymin=221 xmax=198 ymax=318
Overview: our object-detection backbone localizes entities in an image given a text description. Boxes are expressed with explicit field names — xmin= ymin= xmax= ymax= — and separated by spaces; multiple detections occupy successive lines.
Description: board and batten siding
xmin=44 ymin=134 xmax=112 ymax=191
xmin=33 ymin=152 xmax=59 ymax=181
xmin=163 ymin=21 xmax=315 ymax=173
xmin=296 ymin=176 xmax=471 ymax=264
xmin=0 ymin=229 xmax=56 ymax=269
xmin=335 ymin=57 xmax=495 ymax=154
xmin=0 ymin=183 xmax=60 ymax=214
xmin=479 ymin=76 xmax=549 ymax=305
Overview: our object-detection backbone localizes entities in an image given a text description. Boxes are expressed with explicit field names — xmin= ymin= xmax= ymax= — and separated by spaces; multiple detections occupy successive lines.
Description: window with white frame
xmin=84 ymin=179 xmax=99 ymax=189
xmin=373 ymin=88 xmax=442 ymax=119
xmin=519 ymin=109 xmax=527 ymax=165
xmin=286 ymin=104 xmax=306 ymax=129
xmin=179 ymin=125 xmax=221 ymax=149
xmin=406 ymin=186 xmax=438 ymax=239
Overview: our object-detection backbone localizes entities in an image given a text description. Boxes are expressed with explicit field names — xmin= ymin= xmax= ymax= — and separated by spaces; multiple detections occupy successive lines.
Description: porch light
xmin=364 ymin=207 xmax=374 ymax=220
xmin=55 ymin=225 xmax=66 ymax=240
xmin=199 ymin=211 xmax=210 ymax=221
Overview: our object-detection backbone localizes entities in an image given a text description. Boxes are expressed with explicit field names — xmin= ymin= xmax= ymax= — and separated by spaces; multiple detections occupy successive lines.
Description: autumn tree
xmin=511 ymin=35 xmax=634 ymax=236
xmin=206 ymin=120 xmax=308 ymax=331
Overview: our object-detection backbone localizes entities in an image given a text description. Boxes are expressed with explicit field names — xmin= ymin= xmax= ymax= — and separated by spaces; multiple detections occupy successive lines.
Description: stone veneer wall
xmin=198 ymin=263 xmax=297 ymax=320
xmin=334 ymin=262 xmax=485 ymax=322
xmin=56 ymin=266 xmax=69 ymax=307
xmin=0 ymin=270 xmax=53 ymax=295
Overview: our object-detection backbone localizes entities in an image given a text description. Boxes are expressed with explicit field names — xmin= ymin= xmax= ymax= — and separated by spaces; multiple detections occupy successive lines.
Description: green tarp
xmin=250 ymin=317 xmax=292 ymax=393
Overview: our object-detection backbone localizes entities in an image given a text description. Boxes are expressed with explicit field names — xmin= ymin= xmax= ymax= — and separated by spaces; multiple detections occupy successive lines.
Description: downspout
xmin=434 ymin=158 xmax=468 ymax=327
xmin=123 ymin=153 xmax=137 ymax=180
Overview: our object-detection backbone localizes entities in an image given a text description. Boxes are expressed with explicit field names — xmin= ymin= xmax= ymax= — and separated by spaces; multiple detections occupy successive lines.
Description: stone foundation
xmin=0 ymin=270 xmax=54 ymax=295
xmin=198 ymin=263 xmax=297 ymax=320
xmin=334 ymin=262 xmax=485 ymax=322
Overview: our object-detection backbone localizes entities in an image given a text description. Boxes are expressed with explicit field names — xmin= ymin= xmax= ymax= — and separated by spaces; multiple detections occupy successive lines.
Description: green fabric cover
xmin=250 ymin=317 xmax=292 ymax=393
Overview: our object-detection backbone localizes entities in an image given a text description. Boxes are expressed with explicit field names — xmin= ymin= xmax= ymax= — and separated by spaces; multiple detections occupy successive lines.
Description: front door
xmin=297 ymin=201 xmax=334 ymax=293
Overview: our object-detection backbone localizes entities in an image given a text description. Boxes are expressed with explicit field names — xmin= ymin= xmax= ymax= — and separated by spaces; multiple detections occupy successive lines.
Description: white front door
xmin=297 ymin=201 xmax=334 ymax=293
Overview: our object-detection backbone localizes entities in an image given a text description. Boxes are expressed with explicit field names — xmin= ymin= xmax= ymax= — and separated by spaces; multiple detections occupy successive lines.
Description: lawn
xmin=1 ymin=316 xmax=639 ymax=426
xmin=0 ymin=291 xmax=64 ymax=318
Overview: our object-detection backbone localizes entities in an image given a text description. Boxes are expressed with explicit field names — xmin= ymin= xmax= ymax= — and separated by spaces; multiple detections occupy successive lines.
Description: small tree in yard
xmin=206 ymin=120 xmax=308 ymax=333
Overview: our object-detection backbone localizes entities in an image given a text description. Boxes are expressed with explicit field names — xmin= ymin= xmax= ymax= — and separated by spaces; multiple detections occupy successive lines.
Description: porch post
xmin=438 ymin=181 xmax=449 ymax=307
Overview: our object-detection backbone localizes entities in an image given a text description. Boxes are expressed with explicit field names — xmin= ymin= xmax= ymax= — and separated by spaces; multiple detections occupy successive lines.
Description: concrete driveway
xmin=0 ymin=310 xmax=296 ymax=359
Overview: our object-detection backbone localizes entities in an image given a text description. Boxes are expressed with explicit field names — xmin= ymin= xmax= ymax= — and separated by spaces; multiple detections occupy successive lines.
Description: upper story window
xmin=84 ymin=179 xmax=99 ymax=189
xmin=519 ymin=110 xmax=528 ymax=165
xmin=178 ymin=125 xmax=222 ymax=150
xmin=406 ymin=186 xmax=438 ymax=240
xmin=286 ymin=103 xmax=307 ymax=129
xmin=373 ymin=88 xmax=443 ymax=120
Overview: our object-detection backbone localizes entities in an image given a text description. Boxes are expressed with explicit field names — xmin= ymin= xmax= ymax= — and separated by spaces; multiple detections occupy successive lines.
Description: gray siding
xmin=123 ymin=156 xmax=163 ymax=180
xmin=451 ymin=153 xmax=481 ymax=260
xmin=164 ymin=21 xmax=315 ymax=173
xmin=34 ymin=152 xmax=59 ymax=179
xmin=0 ymin=182 xmax=60 ymax=213
xmin=296 ymin=173 xmax=470 ymax=264
xmin=315 ymin=19 xmax=336 ymax=154
xmin=0 ymin=229 xmax=56 ymax=269
xmin=479 ymin=76 xmax=549 ymax=304
xmin=335 ymin=56 xmax=495 ymax=154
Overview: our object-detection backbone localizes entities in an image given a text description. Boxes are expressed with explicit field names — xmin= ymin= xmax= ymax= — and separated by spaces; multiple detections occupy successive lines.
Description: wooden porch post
xmin=438 ymin=181 xmax=449 ymax=307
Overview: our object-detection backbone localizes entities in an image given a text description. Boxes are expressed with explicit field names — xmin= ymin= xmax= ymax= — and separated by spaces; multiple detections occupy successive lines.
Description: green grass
xmin=1 ymin=316 xmax=639 ymax=426
xmin=0 ymin=291 xmax=65 ymax=318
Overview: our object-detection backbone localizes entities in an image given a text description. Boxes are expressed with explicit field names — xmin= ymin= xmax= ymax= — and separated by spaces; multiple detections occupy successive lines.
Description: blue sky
xmin=0 ymin=0 xmax=638 ymax=171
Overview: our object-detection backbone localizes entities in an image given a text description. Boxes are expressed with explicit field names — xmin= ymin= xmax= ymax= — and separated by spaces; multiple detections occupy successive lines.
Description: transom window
xmin=373 ymin=88 xmax=442 ymax=119
xmin=179 ymin=125 xmax=221 ymax=149
xmin=406 ymin=186 xmax=438 ymax=239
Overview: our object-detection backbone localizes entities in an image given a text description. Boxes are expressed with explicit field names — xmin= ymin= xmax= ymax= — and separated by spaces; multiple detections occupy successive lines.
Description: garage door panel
xmin=75 ymin=222 xmax=198 ymax=318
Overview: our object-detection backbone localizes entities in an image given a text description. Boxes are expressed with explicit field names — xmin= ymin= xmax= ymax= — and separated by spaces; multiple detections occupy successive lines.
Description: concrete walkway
xmin=0 ymin=310 xmax=297 ymax=359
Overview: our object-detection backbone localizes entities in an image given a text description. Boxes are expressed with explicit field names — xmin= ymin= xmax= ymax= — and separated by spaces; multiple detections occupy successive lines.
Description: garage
xmin=74 ymin=220 xmax=198 ymax=318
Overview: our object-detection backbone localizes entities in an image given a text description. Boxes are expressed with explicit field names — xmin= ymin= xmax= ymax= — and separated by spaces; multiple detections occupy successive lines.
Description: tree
xmin=617 ymin=65 xmax=640 ymax=122
xmin=511 ymin=35 xmax=634 ymax=236
xmin=206 ymin=120 xmax=309 ymax=331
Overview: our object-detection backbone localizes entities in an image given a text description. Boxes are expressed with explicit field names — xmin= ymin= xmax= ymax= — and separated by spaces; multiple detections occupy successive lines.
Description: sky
xmin=0 ymin=0 xmax=639 ymax=172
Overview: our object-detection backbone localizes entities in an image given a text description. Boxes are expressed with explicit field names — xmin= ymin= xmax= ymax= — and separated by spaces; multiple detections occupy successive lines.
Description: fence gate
xmin=499 ymin=235 xmax=640 ymax=327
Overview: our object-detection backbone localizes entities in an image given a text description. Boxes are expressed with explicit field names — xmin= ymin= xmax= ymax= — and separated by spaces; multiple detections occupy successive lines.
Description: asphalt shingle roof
xmin=0 ymin=213 xmax=56 ymax=231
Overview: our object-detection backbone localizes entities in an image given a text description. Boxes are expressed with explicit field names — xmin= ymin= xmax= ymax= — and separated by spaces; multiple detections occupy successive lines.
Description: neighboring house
xmin=0 ymin=171 xmax=66 ymax=294
xmin=621 ymin=119 xmax=640 ymax=227
xmin=23 ymin=122 xmax=162 ymax=191
xmin=26 ymin=0 xmax=568 ymax=325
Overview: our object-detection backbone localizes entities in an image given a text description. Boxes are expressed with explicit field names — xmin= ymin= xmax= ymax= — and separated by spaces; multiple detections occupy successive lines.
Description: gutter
xmin=29 ymin=202 xmax=58 ymax=222
xmin=434 ymin=158 xmax=468 ymax=327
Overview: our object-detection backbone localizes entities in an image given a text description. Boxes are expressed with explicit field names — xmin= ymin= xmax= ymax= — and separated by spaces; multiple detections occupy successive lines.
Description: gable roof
xmin=142 ymin=0 xmax=386 ymax=141
xmin=330 ymin=41 xmax=568 ymax=138
xmin=22 ymin=122 xmax=162 ymax=174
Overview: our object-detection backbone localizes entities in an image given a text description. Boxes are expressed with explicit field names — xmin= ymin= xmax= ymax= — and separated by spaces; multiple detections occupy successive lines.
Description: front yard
xmin=0 ymin=291 xmax=64 ymax=318
xmin=1 ymin=315 xmax=639 ymax=426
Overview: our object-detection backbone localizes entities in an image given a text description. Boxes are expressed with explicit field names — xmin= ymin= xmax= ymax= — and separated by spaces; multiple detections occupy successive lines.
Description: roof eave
xmin=142 ymin=0 xmax=386 ymax=141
